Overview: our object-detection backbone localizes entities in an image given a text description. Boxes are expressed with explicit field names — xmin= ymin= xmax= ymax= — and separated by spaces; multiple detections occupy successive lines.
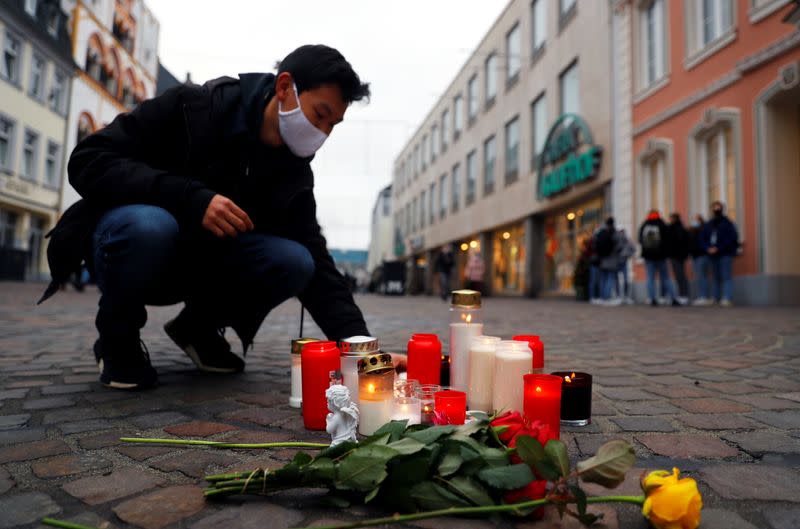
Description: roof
xmin=156 ymin=60 xmax=181 ymax=96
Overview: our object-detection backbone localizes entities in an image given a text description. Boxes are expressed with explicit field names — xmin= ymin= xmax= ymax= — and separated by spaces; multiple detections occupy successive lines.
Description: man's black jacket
xmin=40 ymin=73 xmax=369 ymax=346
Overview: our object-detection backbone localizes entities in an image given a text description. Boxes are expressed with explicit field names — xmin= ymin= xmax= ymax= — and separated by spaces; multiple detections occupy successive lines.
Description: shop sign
xmin=537 ymin=113 xmax=603 ymax=199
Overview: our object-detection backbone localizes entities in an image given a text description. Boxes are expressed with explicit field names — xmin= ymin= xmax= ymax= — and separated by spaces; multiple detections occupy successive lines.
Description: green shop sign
xmin=537 ymin=113 xmax=603 ymax=199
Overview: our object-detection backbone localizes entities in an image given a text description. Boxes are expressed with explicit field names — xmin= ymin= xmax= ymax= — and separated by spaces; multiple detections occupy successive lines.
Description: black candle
xmin=551 ymin=371 xmax=592 ymax=426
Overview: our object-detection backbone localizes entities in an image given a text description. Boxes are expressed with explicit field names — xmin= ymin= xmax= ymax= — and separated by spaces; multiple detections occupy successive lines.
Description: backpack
xmin=641 ymin=224 xmax=661 ymax=251
xmin=595 ymin=228 xmax=613 ymax=257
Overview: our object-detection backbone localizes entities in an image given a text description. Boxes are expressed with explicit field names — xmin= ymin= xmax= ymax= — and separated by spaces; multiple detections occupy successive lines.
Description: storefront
xmin=490 ymin=222 xmax=526 ymax=295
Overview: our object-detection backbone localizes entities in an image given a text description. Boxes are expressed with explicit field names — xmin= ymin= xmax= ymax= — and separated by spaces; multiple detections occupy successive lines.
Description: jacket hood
xmin=238 ymin=72 xmax=275 ymax=135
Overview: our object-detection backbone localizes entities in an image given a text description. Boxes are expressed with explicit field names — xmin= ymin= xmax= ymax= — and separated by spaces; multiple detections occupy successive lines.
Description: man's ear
xmin=275 ymin=72 xmax=293 ymax=102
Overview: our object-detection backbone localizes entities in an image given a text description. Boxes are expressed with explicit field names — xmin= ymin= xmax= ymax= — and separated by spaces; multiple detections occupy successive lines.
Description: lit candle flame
xmin=565 ymin=375 xmax=572 ymax=383
xmin=535 ymin=386 xmax=542 ymax=393
xmin=368 ymin=383 xmax=375 ymax=394
xmin=465 ymin=314 xmax=472 ymax=323
xmin=571 ymin=372 xmax=576 ymax=378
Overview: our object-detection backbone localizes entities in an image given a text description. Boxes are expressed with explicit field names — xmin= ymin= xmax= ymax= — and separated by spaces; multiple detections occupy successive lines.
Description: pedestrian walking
xmin=638 ymin=210 xmax=680 ymax=307
xmin=39 ymin=45 xmax=373 ymax=389
xmin=434 ymin=245 xmax=455 ymax=301
xmin=588 ymin=225 xmax=603 ymax=305
xmin=464 ymin=250 xmax=486 ymax=293
xmin=666 ymin=213 xmax=690 ymax=304
xmin=701 ymin=201 xmax=739 ymax=307
xmin=597 ymin=217 xmax=622 ymax=305
xmin=689 ymin=215 xmax=712 ymax=306
xmin=616 ymin=229 xmax=636 ymax=304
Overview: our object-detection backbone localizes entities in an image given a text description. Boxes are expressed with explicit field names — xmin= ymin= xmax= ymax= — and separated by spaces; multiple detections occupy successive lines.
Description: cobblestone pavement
xmin=0 ymin=281 xmax=799 ymax=529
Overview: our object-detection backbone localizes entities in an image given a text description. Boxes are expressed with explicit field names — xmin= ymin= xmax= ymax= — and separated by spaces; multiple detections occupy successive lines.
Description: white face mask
xmin=278 ymin=82 xmax=328 ymax=158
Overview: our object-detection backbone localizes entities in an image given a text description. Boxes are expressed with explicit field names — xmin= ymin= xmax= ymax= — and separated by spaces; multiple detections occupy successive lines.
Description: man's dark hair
xmin=605 ymin=216 xmax=615 ymax=228
xmin=278 ymin=45 xmax=370 ymax=104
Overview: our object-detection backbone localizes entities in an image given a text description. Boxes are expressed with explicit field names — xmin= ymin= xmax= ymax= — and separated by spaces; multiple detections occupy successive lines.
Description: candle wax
xmin=358 ymin=398 xmax=393 ymax=436
xmin=289 ymin=356 xmax=302 ymax=408
xmin=523 ymin=374 xmax=562 ymax=440
xmin=449 ymin=323 xmax=484 ymax=392
xmin=467 ymin=338 xmax=500 ymax=411
xmin=492 ymin=349 xmax=531 ymax=414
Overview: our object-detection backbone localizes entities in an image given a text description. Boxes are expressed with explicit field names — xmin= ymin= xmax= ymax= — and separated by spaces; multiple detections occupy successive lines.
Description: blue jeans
xmin=692 ymin=255 xmax=710 ymax=299
xmin=601 ymin=269 xmax=616 ymax=300
xmin=588 ymin=265 xmax=600 ymax=300
xmin=710 ymin=255 xmax=733 ymax=302
xmin=617 ymin=261 xmax=629 ymax=298
xmin=645 ymin=259 xmax=676 ymax=302
xmin=92 ymin=205 xmax=315 ymax=344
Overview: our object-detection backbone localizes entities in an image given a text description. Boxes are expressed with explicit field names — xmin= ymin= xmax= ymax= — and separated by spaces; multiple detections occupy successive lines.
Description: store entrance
xmin=543 ymin=196 xmax=605 ymax=295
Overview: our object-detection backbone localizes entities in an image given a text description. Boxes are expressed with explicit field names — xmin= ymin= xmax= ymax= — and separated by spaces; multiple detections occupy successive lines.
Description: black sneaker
xmin=164 ymin=315 xmax=245 ymax=373
xmin=94 ymin=338 xmax=158 ymax=390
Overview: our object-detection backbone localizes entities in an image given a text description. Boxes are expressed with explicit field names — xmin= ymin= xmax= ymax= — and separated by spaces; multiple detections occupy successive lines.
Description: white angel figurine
xmin=325 ymin=385 xmax=359 ymax=446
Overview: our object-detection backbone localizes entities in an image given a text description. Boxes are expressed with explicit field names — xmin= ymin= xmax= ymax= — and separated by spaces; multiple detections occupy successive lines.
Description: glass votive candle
xmin=395 ymin=378 xmax=420 ymax=398
xmin=391 ymin=396 xmax=422 ymax=425
xmin=415 ymin=384 xmax=441 ymax=425
xmin=523 ymin=374 xmax=562 ymax=440
xmin=551 ymin=371 xmax=593 ymax=427
xmin=434 ymin=389 xmax=467 ymax=425
xmin=357 ymin=353 xmax=395 ymax=436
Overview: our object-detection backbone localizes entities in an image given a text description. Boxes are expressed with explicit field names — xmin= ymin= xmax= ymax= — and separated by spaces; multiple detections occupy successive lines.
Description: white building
xmin=0 ymin=0 xmax=74 ymax=280
xmin=58 ymin=0 xmax=159 ymax=211
xmin=366 ymin=184 xmax=394 ymax=275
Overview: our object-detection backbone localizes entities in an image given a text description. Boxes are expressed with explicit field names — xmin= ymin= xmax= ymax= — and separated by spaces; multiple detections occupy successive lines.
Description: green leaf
xmin=373 ymin=420 xmax=408 ymax=442
xmin=303 ymin=457 xmax=335 ymax=484
xmin=320 ymin=492 xmax=351 ymax=509
xmin=569 ymin=485 xmax=587 ymax=516
xmin=387 ymin=437 xmax=426 ymax=456
xmin=291 ymin=452 xmax=313 ymax=466
xmin=406 ymin=425 xmax=456 ymax=444
xmin=480 ymin=447 xmax=510 ymax=468
xmin=476 ymin=463 xmax=535 ymax=491
xmin=455 ymin=419 xmax=486 ymax=437
xmin=515 ymin=436 xmax=561 ymax=481
xmin=362 ymin=433 xmax=391 ymax=446
xmin=545 ymin=439 xmax=570 ymax=478
xmin=577 ymin=440 xmax=635 ymax=489
xmin=364 ymin=486 xmax=381 ymax=504
xmin=315 ymin=441 xmax=358 ymax=461
xmin=411 ymin=481 xmax=471 ymax=510
xmin=467 ymin=410 xmax=491 ymax=422
xmin=335 ymin=444 xmax=399 ymax=491
xmin=449 ymin=434 xmax=485 ymax=453
xmin=441 ymin=475 xmax=495 ymax=506
xmin=437 ymin=446 xmax=463 ymax=477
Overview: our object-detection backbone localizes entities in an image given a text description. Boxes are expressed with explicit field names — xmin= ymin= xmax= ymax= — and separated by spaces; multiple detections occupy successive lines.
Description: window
xmin=50 ymin=69 xmax=66 ymax=113
xmin=414 ymin=144 xmax=420 ymax=175
xmin=505 ymin=116 xmax=520 ymax=183
xmin=420 ymin=190 xmax=426 ymax=229
xmin=639 ymin=0 xmax=666 ymax=87
xmin=700 ymin=0 xmax=734 ymax=47
xmin=431 ymin=125 xmax=438 ymax=161
xmin=641 ymin=155 xmax=669 ymax=218
xmin=77 ymin=112 xmax=95 ymax=144
xmin=0 ymin=209 xmax=18 ymax=248
xmin=530 ymin=93 xmax=547 ymax=167
xmin=561 ymin=0 xmax=576 ymax=15
xmin=466 ymin=150 xmax=478 ymax=204
xmin=22 ymin=130 xmax=39 ymax=181
xmin=45 ymin=141 xmax=60 ymax=188
xmin=506 ymin=23 xmax=521 ymax=84
xmin=46 ymin=9 xmax=59 ymax=37
xmin=484 ymin=53 xmax=498 ymax=107
xmin=467 ymin=74 xmax=479 ymax=121
xmin=531 ymin=0 xmax=547 ymax=53
xmin=2 ymin=33 xmax=22 ymax=84
xmin=411 ymin=197 xmax=417 ymax=232
xmin=441 ymin=110 xmax=449 ymax=151
xmin=421 ymin=135 xmax=427 ymax=170
xmin=559 ymin=62 xmax=579 ymax=115
xmin=25 ymin=0 xmax=37 ymax=16
xmin=703 ymin=126 xmax=737 ymax=223
xmin=439 ymin=173 xmax=447 ymax=219
xmin=429 ymin=182 xmax=436 ymax=225
xmin=405 ymin=204 xmax=411 ymax=236
xmin=454 ymin=94 xmax=464 ymax=137
xmin=29 ymin=54 xmax=46 ymax=100
xmin=0 ymin=117 xmax=15 ymax=172
xmin=451 ymin=163 xmax=461 ymax=213
xmin=481 ymin=137 xmax=495 ymax=196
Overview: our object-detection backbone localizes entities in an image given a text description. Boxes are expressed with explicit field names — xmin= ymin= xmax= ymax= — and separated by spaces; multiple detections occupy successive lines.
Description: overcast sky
xmin=148 ymin=0 xmax=507 ymax=250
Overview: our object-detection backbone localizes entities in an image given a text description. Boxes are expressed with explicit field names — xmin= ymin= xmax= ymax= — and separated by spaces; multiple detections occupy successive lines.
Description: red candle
xmin=523 ymin=374 xmax=562 ymax=440
xmin=513 ymin=335 xmax=545 ymax=371
xmin=301 ymin=341 xmax=341 ymax=430
xmin=407 ymin=333 xmax=442 ymax=385
xmin=434 ymin=390 xmax=467 ymax=425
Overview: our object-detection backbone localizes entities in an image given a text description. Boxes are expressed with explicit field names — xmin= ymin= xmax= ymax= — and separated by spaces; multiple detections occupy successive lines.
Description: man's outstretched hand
xmin=202 ymin=194 xmax=254 ymax=237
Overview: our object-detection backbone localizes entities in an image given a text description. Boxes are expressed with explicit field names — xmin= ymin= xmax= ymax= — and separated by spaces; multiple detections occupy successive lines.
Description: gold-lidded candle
xmin=357 ymin=352 xmax=395 ymax=436
xmin=448 ymin=290 xmax=483 ymax=392
xmin=340 ymin=335 xmax=380 ymax=407
xmin=290 ymin=337 xmax=320 ymax=408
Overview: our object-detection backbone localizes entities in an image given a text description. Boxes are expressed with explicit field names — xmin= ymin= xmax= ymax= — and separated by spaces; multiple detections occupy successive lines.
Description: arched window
xmin=77 ymin=112 xmax=96 ymax=144
xmin=85 ymin=33 xmax=104 ymax=83
xmin=104 ymin=47 xmax=121 ymax=98
xmin=635 ymin=139 xmax=673 ymax=222
xmin=121 ymin=68 xmax=136 ymax=108
xmin=133 ymin=80 xmax=146 ymax=105
xmin=688 ymin=108 xmax=742 ymax=227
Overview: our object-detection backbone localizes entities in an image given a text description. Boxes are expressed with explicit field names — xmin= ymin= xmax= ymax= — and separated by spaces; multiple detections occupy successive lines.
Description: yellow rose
xmin=641 ymin=468 xmax=702 ymax=529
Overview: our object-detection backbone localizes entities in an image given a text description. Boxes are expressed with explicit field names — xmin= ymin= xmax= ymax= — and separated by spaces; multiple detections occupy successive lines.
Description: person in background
xmin=638 ymin=210 xmax=680 ymax=307
xmin=597 ymin=217 xmax=622 ymax=305
xmin=666 ymin=213 xmax=690 ymax=305
xmin=434 ymin=245 xmax=454 ymax=301
xmin=701 ymin=201 xmax=739 ymax=307
xmin=464 ymin=250 xmax=486 ymax=294
xmin=588 ymin=224 xmax=603 ymax=305
xmin=689 ymin=214 xmax=712 ymax=306
xmin=616 ymin=228 xmax=636 ymax=304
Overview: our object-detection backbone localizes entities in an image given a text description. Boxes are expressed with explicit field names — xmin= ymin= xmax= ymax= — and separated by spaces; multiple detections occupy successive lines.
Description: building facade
xmin=367 ymin=184 xmax=394 ymax=274
xmin=392 ymin=0 xmax=614 ymax=297
xmin=0 ymin=0 xmax=74 ymax=280
xmin=615 ymin=0 xmax=800 ymax=305
xmin=58 ymin=0 xmax=159 ymax=211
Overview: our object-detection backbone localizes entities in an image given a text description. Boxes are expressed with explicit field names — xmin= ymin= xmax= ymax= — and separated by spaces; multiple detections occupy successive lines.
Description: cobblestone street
xmin=0 ymin=281 xmax=799 ymax=529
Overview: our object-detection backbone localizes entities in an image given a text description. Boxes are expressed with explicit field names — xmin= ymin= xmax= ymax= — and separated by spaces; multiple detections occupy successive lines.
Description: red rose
xmin=504 ymin=478 xmax=547 ymax=508
xmin=491 ymin=411 xmax=525 ymax=442
xmin=506 ymin=420 xmax=557 ymax=464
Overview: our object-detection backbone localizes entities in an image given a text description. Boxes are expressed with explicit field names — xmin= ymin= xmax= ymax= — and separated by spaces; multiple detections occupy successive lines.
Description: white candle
xmin=289 ymin=355 xmax=302 ymax=408
xmin=358 ymin=397 xmax=393 ymax=436
xmin=467 ymin=336 xmax=501 ymax=412
xmin=391 ymin=397 xmax=422 ymax=425
xmin=449 ymin=322 xmax=484 ymax=392
xmin=492 ymin=341 xmax=532 ymax=414
xmin=342 ymin=353 xmax=367 ymax=407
